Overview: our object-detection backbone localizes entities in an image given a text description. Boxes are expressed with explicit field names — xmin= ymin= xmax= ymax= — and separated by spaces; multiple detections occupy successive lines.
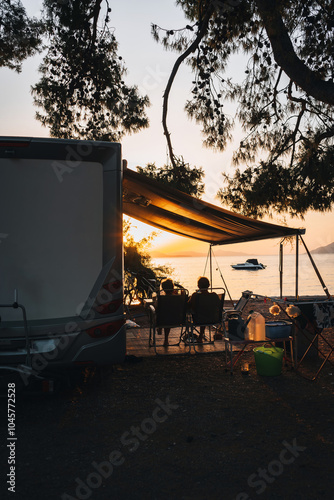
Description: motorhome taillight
xmin=0 ymin=141 xmax=30 ymax=148
xmin=94 ymin=298 xmax=123 ymax=315
xmin=86 ymin=319 xmax=125 ymax=338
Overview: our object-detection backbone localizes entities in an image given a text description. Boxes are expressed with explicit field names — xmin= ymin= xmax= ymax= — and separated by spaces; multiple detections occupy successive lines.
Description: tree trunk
xmin=256 ymin=0 xmax=334 ymax=105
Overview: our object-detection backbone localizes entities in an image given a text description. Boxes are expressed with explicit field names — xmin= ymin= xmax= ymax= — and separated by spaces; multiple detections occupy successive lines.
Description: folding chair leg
xmin=190 ymin=325 xmax=197 ymax=352
xmin=296 ymin=330 xmax=334 ymax=381
xmin=191 ymin=325 xmax=215 ymax=353
xmin=149 ymin=324 xmax=153 ymax=347
xmin=184 ymin=326 xmax=192 ymax=353
xmin=153 ymin=326 xmax=160 ymax=355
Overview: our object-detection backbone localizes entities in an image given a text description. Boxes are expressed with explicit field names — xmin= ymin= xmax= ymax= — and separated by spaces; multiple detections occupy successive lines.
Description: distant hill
xmin=312 ymin=242 xmax=334 ymax=254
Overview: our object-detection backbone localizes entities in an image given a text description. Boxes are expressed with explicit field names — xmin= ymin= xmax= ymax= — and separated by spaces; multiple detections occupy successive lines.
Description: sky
xmin=1 ymin=0 xmax=334 ymax=256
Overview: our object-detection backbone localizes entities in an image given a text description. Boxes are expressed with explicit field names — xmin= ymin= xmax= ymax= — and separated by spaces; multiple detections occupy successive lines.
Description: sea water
xmin=152 ymin=253 xmax=334 ymax=300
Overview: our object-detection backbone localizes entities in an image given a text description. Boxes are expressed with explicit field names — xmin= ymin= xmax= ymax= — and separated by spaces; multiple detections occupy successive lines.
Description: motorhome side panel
xmin=0 ymin=138 xmax=125 ymax=369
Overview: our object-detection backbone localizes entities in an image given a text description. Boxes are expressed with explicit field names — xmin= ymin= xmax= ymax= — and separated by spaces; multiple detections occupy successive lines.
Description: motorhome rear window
xmin=0 ymin=159 xmax=103 ymax=321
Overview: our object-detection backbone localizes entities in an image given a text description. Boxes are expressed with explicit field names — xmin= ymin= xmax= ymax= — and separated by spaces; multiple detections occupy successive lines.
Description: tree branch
xmin=90 ymin=0 xmax=103 ymax=48
xmin=273 ymin=68 xmax=282 ymax=122
xmin=312 ymin=126 xmax=334 ymax=149
xmin=162 ymin=4 xmax=215 ymax=168
xmin=255 ymin=0 xmax=334 ymax=105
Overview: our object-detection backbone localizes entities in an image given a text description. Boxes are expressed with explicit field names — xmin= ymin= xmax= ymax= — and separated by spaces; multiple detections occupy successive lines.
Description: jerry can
xmin=245 ymin=311 xmax=266 ymax=341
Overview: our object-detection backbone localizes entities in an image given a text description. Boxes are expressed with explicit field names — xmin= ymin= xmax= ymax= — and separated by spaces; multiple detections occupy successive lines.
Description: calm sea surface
xmin=152 ymin=254 xmax=334 ymax=300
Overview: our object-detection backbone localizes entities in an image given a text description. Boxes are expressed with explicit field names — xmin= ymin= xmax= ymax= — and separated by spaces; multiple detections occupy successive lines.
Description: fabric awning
xmin=123 ymin=168 xmax=305 ymax=245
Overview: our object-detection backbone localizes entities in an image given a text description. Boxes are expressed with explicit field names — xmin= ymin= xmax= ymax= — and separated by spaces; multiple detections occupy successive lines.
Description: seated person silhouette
xmin=154 ymin=278 xmax=175 ymax=346
xmin=188 ymin=276 xmax=220 ymax=343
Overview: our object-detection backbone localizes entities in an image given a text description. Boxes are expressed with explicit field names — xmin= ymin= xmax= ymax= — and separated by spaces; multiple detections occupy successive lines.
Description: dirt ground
xmin=1 ymin=300 xmax=334 ymax=500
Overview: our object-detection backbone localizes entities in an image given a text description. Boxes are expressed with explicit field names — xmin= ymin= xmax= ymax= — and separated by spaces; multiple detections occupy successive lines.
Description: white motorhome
xmin=0 ymin=137 xmax=125 ymax=383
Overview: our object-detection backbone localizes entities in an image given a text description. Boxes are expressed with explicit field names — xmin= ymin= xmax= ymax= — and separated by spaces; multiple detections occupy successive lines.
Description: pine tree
xmin=155 ymin=0 xmax=334 ymax=217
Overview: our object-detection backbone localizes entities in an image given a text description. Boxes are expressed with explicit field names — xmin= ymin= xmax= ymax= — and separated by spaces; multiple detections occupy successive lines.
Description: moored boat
xmin=231 ymin=258 xmax=266 ymax=270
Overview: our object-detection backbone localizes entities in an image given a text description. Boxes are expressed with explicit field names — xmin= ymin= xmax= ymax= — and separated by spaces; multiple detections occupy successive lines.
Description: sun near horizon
xmin=125 ymin=209 xmax=334 ymax=259
xmin=125 ymin=218 xmax=293 ymax=258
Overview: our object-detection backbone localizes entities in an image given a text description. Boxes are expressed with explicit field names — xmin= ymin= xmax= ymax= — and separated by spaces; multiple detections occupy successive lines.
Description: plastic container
xmin=245 ymin=311 xmax=266 ymax=341
xmin=253 ymin=346 xmax=284 ymax=376
xmin=265 ymin=321 xmax=292 ymax=339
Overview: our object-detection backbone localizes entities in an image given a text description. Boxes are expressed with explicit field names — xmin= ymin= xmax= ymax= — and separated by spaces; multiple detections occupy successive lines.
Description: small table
xmin=224 ymin=336 xmax=294 ymax=374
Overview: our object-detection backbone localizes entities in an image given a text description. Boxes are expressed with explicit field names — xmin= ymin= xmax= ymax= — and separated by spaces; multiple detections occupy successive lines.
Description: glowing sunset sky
xmin=1 ymin=0 xmax=333 ymax=256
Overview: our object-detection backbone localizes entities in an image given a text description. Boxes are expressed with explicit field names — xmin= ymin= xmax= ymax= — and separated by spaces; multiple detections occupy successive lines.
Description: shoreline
xmin=151 ymin=253 xmax=334 ymax=300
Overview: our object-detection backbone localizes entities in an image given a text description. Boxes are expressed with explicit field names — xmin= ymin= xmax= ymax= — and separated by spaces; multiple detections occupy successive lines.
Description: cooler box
xmin=265 ymin=320 xmax=292 ymax=339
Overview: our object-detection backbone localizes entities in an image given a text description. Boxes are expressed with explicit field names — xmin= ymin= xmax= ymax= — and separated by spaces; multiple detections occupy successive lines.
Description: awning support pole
xmin=300 ymin=235 xmax=331 ymax=299
xmin=295 ymin=234 xmax=299 ymax=299
xmin=211 ymin=247 xmax=233 ymax=301
xmin=279 ymin=239 xmax=284 ymax=299
xmin=209 ymin=244 xmax=213 ymax=291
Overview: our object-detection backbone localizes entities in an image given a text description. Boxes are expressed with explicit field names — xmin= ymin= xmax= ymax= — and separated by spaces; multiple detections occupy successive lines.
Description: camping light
xmin=131 ymin=297 xmax=142 ymax=306
xmin=241 ymin=362 xmax=249 ymax=374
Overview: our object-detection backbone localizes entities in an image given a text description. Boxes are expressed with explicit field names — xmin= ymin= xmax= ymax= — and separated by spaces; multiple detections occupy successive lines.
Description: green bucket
xmin=253 ymin=346 xmax=284 ymax=376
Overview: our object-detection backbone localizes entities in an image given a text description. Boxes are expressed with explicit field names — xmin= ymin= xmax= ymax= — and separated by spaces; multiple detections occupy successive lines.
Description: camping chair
xmin=148 ymin=289 xmax=189 ymax=354
xmin=223 ymin=290 xmax=252 ymax=339
xmin=188 ymin=288 xmax=225 ymax=351
xmin=289 ymin=300 xmax=334 ymax=381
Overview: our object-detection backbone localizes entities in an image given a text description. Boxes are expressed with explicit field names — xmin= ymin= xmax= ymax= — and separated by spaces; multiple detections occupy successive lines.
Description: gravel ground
xmin=1 ymin=348 xmax=334 ymax=500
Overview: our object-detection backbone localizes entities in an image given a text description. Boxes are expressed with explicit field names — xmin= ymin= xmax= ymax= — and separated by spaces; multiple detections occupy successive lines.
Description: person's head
xmin=197 ymin=276 xmax=210 ymax=290
xmin=161 ymin=278 xmax=174 ymax=294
